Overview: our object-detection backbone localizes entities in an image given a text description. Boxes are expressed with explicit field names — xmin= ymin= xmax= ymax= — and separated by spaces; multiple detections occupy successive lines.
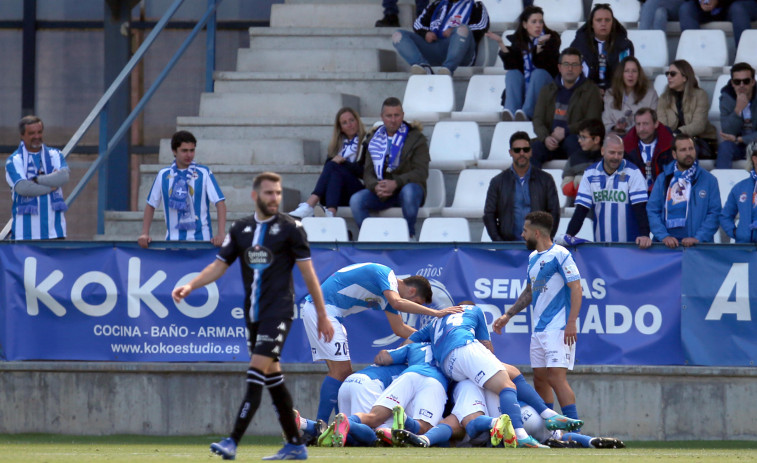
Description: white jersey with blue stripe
xmin=409 ymin=305 xmax=490 ymax=365
xmin=528 ymin=244 xmax=581 ymax=333
xmin=306 ymin=263 xmax=400 ymax=319
xmin=146 ymin=164 xmax=224 ymax=241
xmin=575 ymin=160 xmax=648 ymax=242
xmin=355 ymin=364 xmax=407 ymax=389
xmin=386 ymin=342 xmax=448 ymax=389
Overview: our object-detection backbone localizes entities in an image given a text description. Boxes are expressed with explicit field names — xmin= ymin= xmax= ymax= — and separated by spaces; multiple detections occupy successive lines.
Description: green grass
xmin=0 ymin=435 xmax=756 ymax=462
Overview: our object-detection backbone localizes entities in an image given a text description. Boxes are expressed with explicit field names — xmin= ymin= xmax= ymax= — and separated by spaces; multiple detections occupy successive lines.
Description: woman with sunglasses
xmin=602 ymin=56 xmax=658 ymax=135
xmin=657 ymin=60 xmax=717 ymax=156
xmin=485 ymin=6 xmax=560 ymax=121
xmin=569 ymin=3 xmax=633 ymax=94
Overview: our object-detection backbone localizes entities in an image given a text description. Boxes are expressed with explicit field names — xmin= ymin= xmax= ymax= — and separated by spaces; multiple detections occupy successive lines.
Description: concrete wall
xmin=1 ymin=362 xmax=755 ymax=441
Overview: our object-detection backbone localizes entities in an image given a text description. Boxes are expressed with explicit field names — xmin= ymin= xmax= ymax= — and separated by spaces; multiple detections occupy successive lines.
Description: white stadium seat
xmin=376 ymin=168 xmax=446 ymax=218
xmin=557 ymin=217 xmax=594 ymax=241
xmin=441 ymin=169 xmax=501 ymax=218
xmin=735 ymin=30 xmax=757 ymax=70
xmin=478 ymin=121 xmax=536 ymax=170
xmin=357 ymin=217 xmax=410 ymax=242
xmin=710 ymin=169 xmax=751 ymax=207
xmin=534 ymin=0 xmax=583 ymax=26
xmin=451 ymin=75 xmax=506 ymax=122
xmin=481 ymin=227 xmax=492 ymax=242
xmin=560 ymin=29 xmax=577 ymax=52
xmin=543 ymin=168 xmax=567 ymax=209
xmin=591 ymin=0 xmax=640 ymax=23
xmin=675 ymin=30 xmax=728 ymax=76
xmin=481 ymin=0 xmax=523 ymax=29
xmin=402 ymin=75 xmax=455 ymax=122
xmin=626 ymin=29 xmax=668 ymax=73
xmin=419 ymin=217 xmax=472 ymax=242
xmin=709 ymin=74 xmax=731 ymax=121
xmin=428 ymin=121 xmax=482 ymax=170
xmin=301 ymin=217 xmax=349 ymax=242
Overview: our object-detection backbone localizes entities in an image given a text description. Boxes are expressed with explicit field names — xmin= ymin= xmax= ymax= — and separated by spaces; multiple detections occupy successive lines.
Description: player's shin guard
xmin=498 ymin=387 xmax=525 ymax=429
xmin=230 ymin=368 xmax=266 ymax=443
xmin=425 ymin=423 xmax=454 ymax=446
xmin=561 ymin=404 xmax=579 ymax=420
xmin=465 ymin=415 xmax=495 ymax=439
xmin=513 ymin=375 xmax=549 ymax=414
xmin=266 ymin=372 xmax=303 ymax=445
xmin=317 ymin=376 xmax=343 ymax=422
xmin=347 ymin=415 xmax=377 ymax=445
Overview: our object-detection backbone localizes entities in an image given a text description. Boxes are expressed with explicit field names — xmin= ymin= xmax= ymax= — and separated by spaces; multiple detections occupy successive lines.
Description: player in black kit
xmin=172 ymin=172 xmax=334 ymax=461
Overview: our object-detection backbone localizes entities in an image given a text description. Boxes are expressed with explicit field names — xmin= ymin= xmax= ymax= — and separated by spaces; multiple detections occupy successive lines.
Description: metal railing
xmin=1 ymin=0 xmax=222 ymax=240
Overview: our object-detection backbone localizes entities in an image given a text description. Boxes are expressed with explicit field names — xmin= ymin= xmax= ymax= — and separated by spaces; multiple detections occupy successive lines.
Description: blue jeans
xmin=349 ymin=183 xmax=424 ymax=236
xmin=383 ymin=0 xmax=428 ymax=16
xmin=504 ymin=68 xmax=553 ymax=118
xmin=311 ymin=161 xmax=364 ymax=209
xmin=393 ymin=27 xmax=476 ymax=73
xmin=716 ymin=140 xmax=746 ymax=169
xmin=530 ymin=133 xmax=581 ymax=168
xmin=639 ymin=0 xmax=683 ymax=30
xmin=680 ymin=0 xmax=757 ymax=46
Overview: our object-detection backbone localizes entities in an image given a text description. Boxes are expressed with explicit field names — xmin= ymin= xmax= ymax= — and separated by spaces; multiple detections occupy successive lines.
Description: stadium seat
xmin=478 ymin=121 xmax=536 ymax=169
xmin=418 ymin=217 xmax=472 ymax=242
xmin=556 ymin=217 xmax=594 ymax=241
xmin=481 ymin=0 xmax=523 ymax=29
xmin=560 ymin=29 xmax=577 ymax=52
xmin=451 ymin=75 xmax=506 ymax=122
xmin=441 ymin=169 xmax=501 ymax=218
xmin=675 ymin=30 xmax=728 ymax=76
xmin=481 ymin=227 xmax=492 ymax=242
xmin=301 ymin=217 xmax=349 ymax=242
xmin=708 ymin=74 xmax=731 ymax=121
xmin=375 ymin=168 xmax=446 ymax=218
xmin=534 ymin=0 xmax=583 ymax=28
xmin=482 ymin=30 xmax=513 ymax=75
xmin=591 ymin=0 xmax=640 ymax=24
xmin=357 ymin=217 xmax=410 ymax=242
xmin=626 ymin=29 xmax=668 ymax=74
xmin=710 ymin=169 xmax=751 ymax=207
xmin=402 ymin=75 xmax=455 ymax=122
xmin=428 ymin=121 xmax=483 ymax=170
xmin=543 ymin=168 xmax=567 ymax=209
xmin=734 ymin=30 xmax=757 ymax=70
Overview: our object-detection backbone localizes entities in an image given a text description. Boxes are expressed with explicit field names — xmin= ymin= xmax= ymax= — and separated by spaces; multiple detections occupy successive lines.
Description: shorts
xmin=521 ymin=404 xmax=562 ymax=443
xmin=374 ymin=372 xmax=446 ymax=426
xmin=450 ymin=379 xmax=488 ymax=423
xmin=302 ymin=300 xmax=350 ymax=362
xmin=530 ymin=330 xmax=575 ymax=370
xmin=337 ymin=373 xmax=385 ymax=417
xmin=246 ymin=317 xmax=292 ymax=361
xmin=442 ymin=341 xmax=504 ymax=387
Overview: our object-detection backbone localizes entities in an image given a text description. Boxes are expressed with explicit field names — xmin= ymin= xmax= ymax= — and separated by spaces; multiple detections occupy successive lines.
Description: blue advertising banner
xmin=682 ymin=248 xmax=757 ymax=366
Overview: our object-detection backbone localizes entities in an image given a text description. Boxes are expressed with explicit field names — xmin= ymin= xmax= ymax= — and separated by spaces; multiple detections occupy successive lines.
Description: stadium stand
xmin=418 ymin=217 xmax=472 ymax=242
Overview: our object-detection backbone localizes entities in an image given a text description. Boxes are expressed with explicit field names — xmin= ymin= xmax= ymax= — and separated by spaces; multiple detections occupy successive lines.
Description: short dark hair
xmin=403 ymin=275 xmax=433 ymax=304
xmin=672 ymin=133 xmax=695 ymax=152
xmin=731 ymin=62 xmax=755 ymax=79
xmin=19 ymin=115 xmax=42 ymax=135
xmin=253 ymin=171 xmax=282 ymax=191
xmin=509 ymin=131 xmax=531 ymax=147
xmin=634 ymin=107 xmax=658 ymax=123
xmin=171 ymin=130 xmax=197 ymax=151
xmin=559 ymin=47 xmax=582 ymax=63
xmin=577 ymin=119 xmax=605 ymax=143
xmin=525 ymin=211 xmax=553 ymax=235
xmin=381 ymin=97 xmax=403 ymax=112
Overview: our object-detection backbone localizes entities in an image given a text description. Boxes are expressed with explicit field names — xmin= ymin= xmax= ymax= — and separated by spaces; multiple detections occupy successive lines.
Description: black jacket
xmin=569 ymin=24 xmax=634 ymax=90
xmin=483 ymin=167 xmax=560 ymax=241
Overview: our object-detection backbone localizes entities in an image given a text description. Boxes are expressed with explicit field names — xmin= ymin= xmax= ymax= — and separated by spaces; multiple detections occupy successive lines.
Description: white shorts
xmin=521 ymin=404 xmax=562 ymax=443
xmin=442 ymin=341 xmax=504 ymax=387
xmin=374 ymin=372 xmax=446 ymax=426
xmin=451 ymin=379 xmax=488 ymax=423
xmin=337 ymin=373 xmax=384 ymax=417
xmin=302 ymin=301 xmax=350 ymax=362
xmin=530 ymin=330 xmax=575 ymax=370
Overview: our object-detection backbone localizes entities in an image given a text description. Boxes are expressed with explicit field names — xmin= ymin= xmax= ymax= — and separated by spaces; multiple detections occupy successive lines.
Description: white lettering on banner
xmin=705 ymin=263 xmax=751 ymax=321
xmin=24 ymin=257 xmax=66 ymax=316
xmin=94 ymin=325 xmax=142 ymax=337
xmin=580 ymin=278 xmax=606 ymax=299
xmin=174 ymin=272 xmax=218 ymax=318
xmin=71 ymin=271 xmax=118 ymax=316
xmin=473 ymin=278 xmax=605 ymax=299
xmin=477 ymin=303 xmax=508 ymax=332
xmin=578 ymin=304 xmax=662 ymax=334
xmin=127 ymin=257 xmax=168 ymax=318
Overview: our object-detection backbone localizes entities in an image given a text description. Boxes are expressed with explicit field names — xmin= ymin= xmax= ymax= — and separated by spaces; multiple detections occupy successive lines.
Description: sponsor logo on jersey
xmin=419 ymin=409 xmax=433 ymax=419
xmin=592 ymin=189 xmax=628 ymax=203
xmin=244 ymin=245 xmax=273 ymax=270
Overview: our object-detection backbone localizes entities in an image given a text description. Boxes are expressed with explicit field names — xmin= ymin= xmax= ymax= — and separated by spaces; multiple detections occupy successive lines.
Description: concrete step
xmin=248 ymin=27 xmax=396 ymax=51
xmin=157 ymin=138 xmax=320 ymax=166
xmin=237 ymin=48 xmax=398 ymax=73
xmin=199 ymin=92 xmax=360 ymax=119
xmin=270 ymin=3 xmax=414 ymax=28
xmin=98 ymin=210 xmax=253 ymax=242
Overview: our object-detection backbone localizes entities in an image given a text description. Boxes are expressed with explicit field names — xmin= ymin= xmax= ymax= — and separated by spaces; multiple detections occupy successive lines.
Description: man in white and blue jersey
xmin=563 ymin=133 xmax=652 ymax=248
xmin=302 ymin=262 xmax=462 ymax=424
xmin=494 ymin=210 xmax=583 ymax=424
xmin=5 ymin=116 xmax=69 ymax=240
xmin=138 ymin=130 xmax=226 ymax=248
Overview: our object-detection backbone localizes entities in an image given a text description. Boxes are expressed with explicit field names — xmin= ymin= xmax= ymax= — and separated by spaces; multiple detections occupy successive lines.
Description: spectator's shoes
xmin=515 ymin=109 xmax=529 ymax=121
xmin=516 ymin=436 xmax=550 ymax=448
xmin=502 ymin=109 xmax=514 ymax=121
xmin=375 ymin=14 xmax=399 ymax=27
xmin=210 ymin=437 xmax=237 ymax=460
xmin=436 ymin=67 xmax=452 ymax=76
xmin=392 ymin=429 xmax=429 ymax=448
xmin=289 ymin=202 xmax=314 ymax=218
xmin=590 ymin=437 xmax=626 ymax=449
xmin=490 ymin=414 xmax=516 ymax=448
xmin=410 ymin=64 xmax=433 ymax=75
xmin=545 ymin=414 xmax=584 ymax=431
xmin=262 ymin=443 xmax=308 ymax=460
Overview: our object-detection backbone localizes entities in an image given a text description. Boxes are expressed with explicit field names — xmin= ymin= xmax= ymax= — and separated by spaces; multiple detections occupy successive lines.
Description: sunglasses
xmin=512 ymin=146 xmax=531 ymax=153
xmin=665 ymin=70 xmax=679 ymax=78
xmin=732 ymin=78 xmax=752 ymax=86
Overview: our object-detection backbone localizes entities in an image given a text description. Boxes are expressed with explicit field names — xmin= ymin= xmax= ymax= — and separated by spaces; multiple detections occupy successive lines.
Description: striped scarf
xmin=368 ymin=123 xmax=409 ymax=180
xmin=16 ymin=141 xmax=68 ymax=215
xmin=664 ymin=162 xmax=697 ymax=229
xmin=340 ymin=135 xmax=359 ymax=163
xmin=168 ymin=161 xmax=197 ymax=230
xmin=522 ymin=34 xmax=541 ymax=84
xmin=429 ymin=0 xmax=473 ymax=36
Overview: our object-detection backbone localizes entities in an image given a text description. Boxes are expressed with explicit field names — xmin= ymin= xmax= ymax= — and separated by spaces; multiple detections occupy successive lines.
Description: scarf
xmin=664 ymin=162 xmax=697 ymax=229
xmin=750 ymin=170 xmax=757 ymax=232
xmin=168 ymin=161 xmax=197 ymax=230
xmin=16 ymin=141 xmax=68 ymax=215
xmin=596 ymin=39 xmax=607 ymax=82
xmin=522 ymin=34 xmax=541 ymax=84
xmin=429 ymin=0 xmax=473 ymax=36
xmin=340 ymin=135 xmax=359 ymax=163
xmin=368 ymin=123 xmax=409 ymax=180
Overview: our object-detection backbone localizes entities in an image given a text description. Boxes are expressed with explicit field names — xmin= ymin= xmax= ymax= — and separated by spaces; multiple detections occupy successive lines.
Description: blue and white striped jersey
xmin=409 ymin=305 xmax=490 ymax=365
xmin=527 ymin=243 xmax=581 ymax=333
xmin=386 ymin=342 xmax=448 ymax=389
xmin=306 ymin=263 xmax=400 ymax=319
xmin=146 ymin=164 xmax=224 ymax=241
xmin=575 ymin=160 xmax=648 ymax=242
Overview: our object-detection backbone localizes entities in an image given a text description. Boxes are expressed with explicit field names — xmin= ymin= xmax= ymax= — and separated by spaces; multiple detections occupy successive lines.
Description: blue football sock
xmin=545 ymin=402 xmax=554 ymax=410
xmin=317 ymin=376 xmax=342 ymax=422
xmin=425 ymin=423 xmax=454 ymax=446
xmin=465 ymin=415 xmax=494 ymax=438
xmin=563 ymin=432 xmax=592 ymax=448
xmin=404 ymin=415 xmax=420 ymax=434
xmin=304 ymin=419 xmax=316 ymax=435
xmin=512 ymin=375 xmax=548 ymax=414
xmin=561 ymin=404 xmax=579 ymax=420
xmin=347 ymin=415 xmax=376 ymax=445
xmin=498 ymin=387 xmax=524 ymax=429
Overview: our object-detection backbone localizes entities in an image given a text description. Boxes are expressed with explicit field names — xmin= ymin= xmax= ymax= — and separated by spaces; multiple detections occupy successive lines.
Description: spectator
xmin=563 ymin=133 xmax=652 ymax=248
xmin=290 ymin=107 xmax=367 ymax=218
xmin=657 ymin=59 xmax=717 ymax=157
xmin=531 ymin=47 xmax=603 ymax=168
xmin=717 ymin=62 xmax=757 ymax=168
xmin=392 ymin=0 xmax=489 ymax=75
xmin=570 ymin=3 xmax=634 ymax=92
xmin=603 ymin=56 xmax=659 ymax=136
xmin=138 ymin=130 xmax=226 ymax=248
xmin=647 ymin=134 xmax=721 ymax=247
xmin=376 ymin=0 xmax=429 ymax=27
xmin=562 ymin=118 xmax=605 ymax=201
xmin=4 ymin=115 xmax=69 ymax=240
xmin=679 ymin=0 xmax=757 ymax=47
xmin=639 ymin=0 xmax=685 ymax=30
xmin=350 ymin=97 xmax=429 ymax=239
xmin=624 ymin=107 xmax=675 ymax=193
xmin=483 ymin=131 xmax=560 ymax=241
xmin=719 ymin=141 xmax=757 ymax=243
xmin=485 ymin=6 xmax=560 ymax=121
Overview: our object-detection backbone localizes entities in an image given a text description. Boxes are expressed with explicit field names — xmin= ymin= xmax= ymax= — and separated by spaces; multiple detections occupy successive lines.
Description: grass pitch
xmin=0 ymin=435 xmax=756 ymax=462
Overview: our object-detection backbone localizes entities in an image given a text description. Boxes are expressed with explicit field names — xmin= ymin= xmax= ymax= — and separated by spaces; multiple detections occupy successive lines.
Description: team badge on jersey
xmin=270 ymin=223 xmax=281 ymax=235
xmin=739 ymin=192 xmax=747 ymax=203
xmin=244 ymin=245 xmax=273 ymax=270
